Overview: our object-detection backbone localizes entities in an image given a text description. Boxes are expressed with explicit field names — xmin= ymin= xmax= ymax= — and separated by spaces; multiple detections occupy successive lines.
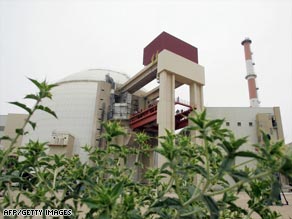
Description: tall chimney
xmin=241 ymin=38 xmax=260 ymax=107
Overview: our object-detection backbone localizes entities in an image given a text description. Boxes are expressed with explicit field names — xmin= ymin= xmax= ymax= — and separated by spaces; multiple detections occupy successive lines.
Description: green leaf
xmin=234 ymin=151 xmax=262 ymax=159
xmin=205 ymin=119 xmax=224 ymax=128
xmin=82 ymin=198 xmax=100 ymax=209
xmin=109 ymin=144 xmax=122 ymax=151
xmin=186 ymin=164 xmax=208 ymax=178
xmin=0 ymin=135 xmax=12 ymax=141
xmin=202 ymin=195 xmax=219 ymax=219
xmin=200 ymin=110 xmax=207 ymax=121
xmin=127 ymin=209 xmax=143 ymax=219
xmin=219 ymin=157 xmax=234 ymax=175
xmin=24 ymin=94 xmax=39 ymax=101
xmin=160 ymin=169 xmax=172 ymax=176
xmin=9 ymin=101 xmax=32 ymax=114
xmin=48 ymin=83 xmax=58 ymax=89
xmin=232 ymin=137 xmax=247 ymax=151
xmin=261 ymin=131 xmax=270 ymax=147
xmin=151 ymin=197 xmax=181 ymax=208
xmin=229 ymin=169 xmax=249 ymax=182
xmin=98 ymin=212 xmax=110 ymax=219
xmin=35 ymin=105 xmax=57 ymax=118
xmin=28 ymin=77 xmax=42 ymax=90
xmin=160 ymin=162 xmax=171 ymax=170
xmin=220 ymin=140 xmax=233 ymax=154
xmin=110 ymin=181 xmax=124 ymax=198
xmin=28 ymin=121 xmax=37 ymax=130
xmin=15 ymin=128 xmax=28 ymax=135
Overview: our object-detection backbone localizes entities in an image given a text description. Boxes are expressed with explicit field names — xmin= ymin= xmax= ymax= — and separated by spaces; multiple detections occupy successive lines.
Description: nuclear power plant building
xmin=0 ymin=32 xmax=290 ymax=188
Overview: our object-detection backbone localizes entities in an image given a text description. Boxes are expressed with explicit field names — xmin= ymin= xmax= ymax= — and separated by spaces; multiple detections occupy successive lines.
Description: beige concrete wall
xmin=256 ymin=113 xmax=279 ymax=143
xmin=1 ymin=113 xmax=28 ymax=149
xmin=206 ymin=106 xmax=290 ymax=188
xmin=273 ymin=107 xmax=284 ymax=141
xmin=93 ymin=81 xmax=111 ymax=148
xmin=0 ymin=115 xmax=7 ymax=139
xmin=256 ymin=107 xmax=284 ymax=144
xmin=206 ymin=107 xmax=275 ymax=168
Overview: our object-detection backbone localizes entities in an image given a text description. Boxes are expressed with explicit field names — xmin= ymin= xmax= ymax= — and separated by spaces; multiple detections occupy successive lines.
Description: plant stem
xmin=206 ymin=170 xmax=271 ymax=196
xmin=233 ymin=158 xmax=255 ymax=169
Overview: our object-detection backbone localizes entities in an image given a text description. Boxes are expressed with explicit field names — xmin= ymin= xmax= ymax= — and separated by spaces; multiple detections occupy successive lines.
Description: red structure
xmin=143 ymin=32 xmax=198 ymax=66
xmin=130 ymin=101 xmax=194 ymax=132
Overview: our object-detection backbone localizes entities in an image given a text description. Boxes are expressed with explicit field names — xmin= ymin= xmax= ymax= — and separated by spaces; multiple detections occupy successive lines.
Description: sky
xmin=0 ymin=0 xmax=291 ymax=143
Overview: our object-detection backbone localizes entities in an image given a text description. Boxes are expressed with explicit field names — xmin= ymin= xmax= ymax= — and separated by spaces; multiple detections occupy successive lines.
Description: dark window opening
xmin=249 ymin=122 xmax=253 ymax=127
xmin=267 ymin=134 xmax=271 ymax=140
xmin=272 ymin=117 xmax=277 ymax=127
xmin=226 ymin=122 xmax=230 ymax=126
xmin=237 ymin=122 xmax=241 ymax=127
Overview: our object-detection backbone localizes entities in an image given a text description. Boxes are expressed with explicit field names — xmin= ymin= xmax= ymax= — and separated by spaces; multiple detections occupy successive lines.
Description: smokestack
xmin=241 ymin=38 xmax=260 ymax=107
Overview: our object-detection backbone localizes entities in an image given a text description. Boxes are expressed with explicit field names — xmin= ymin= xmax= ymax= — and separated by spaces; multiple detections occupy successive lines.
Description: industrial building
xmin=0 ymin=115 xmax=6 ymax=139
xmin=0 ymin=32 xmax=290 ymax=186
xmin=0 ymin=114 xmax=27 ymax=150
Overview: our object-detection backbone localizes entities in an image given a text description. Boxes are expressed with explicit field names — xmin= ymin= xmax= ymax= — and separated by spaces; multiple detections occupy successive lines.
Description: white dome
xmin=58 ymin=69 xmax=130 ymax=85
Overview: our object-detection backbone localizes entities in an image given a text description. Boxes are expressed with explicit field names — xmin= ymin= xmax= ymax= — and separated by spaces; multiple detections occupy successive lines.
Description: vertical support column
xmin=189 ymin=82 xmax=203 ymax=111
xmin=155 ymin=70 xmax=175 ymax=167
xmin=189 ymin=82 xmax=204 ymax=184
xmin=189 ymin=82 xmax=204 ymax=142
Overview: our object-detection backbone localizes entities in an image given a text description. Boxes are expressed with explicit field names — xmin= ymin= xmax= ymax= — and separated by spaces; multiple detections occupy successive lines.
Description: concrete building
xmin=0 ymin=115 xmax=7 ymax=149
xmin=0 ymin=115 xmax=7 ymax=139
xmin=0 ymin=114 xmax=28 ymax=150
xmin=1 ymin=32 xmax=289 ymax=186
xmin=21 ymin=69 xmax=131 ymax=162
xmin=206 ymin=107 xmax=284 ymax=167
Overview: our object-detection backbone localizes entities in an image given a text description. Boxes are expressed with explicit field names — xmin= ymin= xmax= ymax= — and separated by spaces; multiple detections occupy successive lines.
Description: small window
xmin=101 ymin=89 xmax=105 ymax=91
xmin=267 ymin=134 xmax=271 ymax=140
xmin=0 ymin=126 xmax=4 ymax=131
xmin=226 ymin=122 xmax=230 ymax=126
xmin=249 ymin=122 xmax=253 ymax=127
xmin=237 ymin=122 xmax=241 ymax=127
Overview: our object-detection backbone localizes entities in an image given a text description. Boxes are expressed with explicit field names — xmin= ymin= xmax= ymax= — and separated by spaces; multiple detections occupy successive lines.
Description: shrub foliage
xmin=0 ymin=79 xmax=291 ymax=219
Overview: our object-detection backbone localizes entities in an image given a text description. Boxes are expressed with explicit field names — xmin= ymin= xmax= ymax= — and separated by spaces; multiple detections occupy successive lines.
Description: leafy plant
xmin=1 ymin=78 xmax=291 ymax=219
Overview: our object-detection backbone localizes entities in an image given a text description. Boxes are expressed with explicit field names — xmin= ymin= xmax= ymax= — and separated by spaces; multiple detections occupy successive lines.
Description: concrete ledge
xmin=157 ymin=50 xmax=205 ymax=85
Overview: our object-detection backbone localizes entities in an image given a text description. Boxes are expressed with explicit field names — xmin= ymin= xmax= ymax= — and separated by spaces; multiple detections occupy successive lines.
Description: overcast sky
xmin=0 ymin=0 xmax=291 ymax=143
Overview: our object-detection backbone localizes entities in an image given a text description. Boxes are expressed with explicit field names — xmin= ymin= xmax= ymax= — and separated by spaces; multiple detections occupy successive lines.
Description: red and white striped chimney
xmin=241 ymin=38 xmax=260 ymax=107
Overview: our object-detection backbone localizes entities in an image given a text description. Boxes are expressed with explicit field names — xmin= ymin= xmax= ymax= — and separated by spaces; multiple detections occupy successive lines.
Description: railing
xmin=130 ymin=100 xmax=195 ymax=131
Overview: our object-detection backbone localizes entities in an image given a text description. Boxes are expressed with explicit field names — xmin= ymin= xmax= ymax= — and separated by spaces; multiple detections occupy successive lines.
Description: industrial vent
xmin=48 ymin=132 xmax=74 ymax=157
xmin=49 ymin=133 xmax=72 ymax=147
